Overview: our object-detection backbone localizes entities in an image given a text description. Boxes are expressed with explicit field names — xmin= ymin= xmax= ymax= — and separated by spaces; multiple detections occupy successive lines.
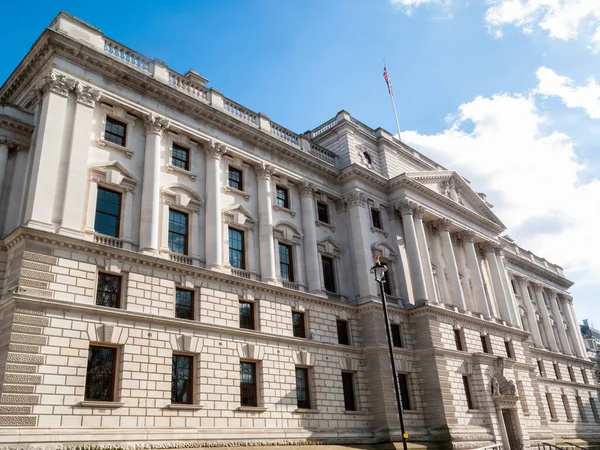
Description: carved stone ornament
xmin=439 ymin=177 xmax=464 ymax=205
xmin=458 ymin=230 xmax=475 ymax=243
xmin=491 ymin=377 xmax=500 ymax=395
xmin=299 ymin=181 xmax=314 ymax=198
xmin=398 ymin=199 xmax=415 ymax=216
xmin=433 ymin=217 xmax=452 ymax=232
xmin=344 ymin=191 xmax=367 ymax=208
xmin=74 ymin=82 xmax=101 ymax=107
xmin=493 ymin=357 xmax=504 ymax=377
xmin=40 ymin=72 xmax=75 ymax=97
xmin=205 ymin=139 xmax=227 ymax=159
xmin=144 ymin=113 xmax=170 ymax=136
xmin=254 ymin=161 xmax=275 ymax=180
xmin=508 ymin=380 xmax=517 ymax=396
xmin=414 ymin=205 xmax=425 ymax=219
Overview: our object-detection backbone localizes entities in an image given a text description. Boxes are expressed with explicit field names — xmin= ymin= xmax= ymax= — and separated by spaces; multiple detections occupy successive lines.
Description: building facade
xmin=0 ymin=12 xmax=598 ymax=450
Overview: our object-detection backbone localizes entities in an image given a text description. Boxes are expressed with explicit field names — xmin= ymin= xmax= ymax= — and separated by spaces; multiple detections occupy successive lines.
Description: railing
xmin=103 ymin=40 xmax=152 ymax=74
xmin=326 ymin=291 xmax=350 ymax=303
xmin=282 ymin=280 xmax=299 ymax=291
xmin=94 ymin=234 xmax=124 ymax=249
xmin=473 ymin=445 xmax=503 ymax=450
xmin=564 ymin=443 xmax=588 ymax=450
xmin=311 ymin=118 xmax=338 ymax=138
xmin=169 ymin=72 xmax=208 ymax=102
xmin=223 ymin=99 xmax=257 ymax=125
xmin=271 ymin=123 xmax=299 ymax=146
xmin=309 ymin=143 xmax=337 ymax=166
xmin=538 ymin=443 xmax=587 ymax=450
xmin=169 ymin=253 xmax=193 ymax=265
xmin=231 ymin=268 xmax=252 ymax=279
xmin=350 ymin=117 xmax=376 ymax=137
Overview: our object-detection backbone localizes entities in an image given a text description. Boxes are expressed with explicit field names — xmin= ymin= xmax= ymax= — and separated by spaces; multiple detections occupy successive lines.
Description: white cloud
xmin=535 ymin=66 xmax=600 ymax=119
xmin=401 ymin=92 xmax=600 ymax=287
xmin=390 ymin=0 xmax=444 ymax=14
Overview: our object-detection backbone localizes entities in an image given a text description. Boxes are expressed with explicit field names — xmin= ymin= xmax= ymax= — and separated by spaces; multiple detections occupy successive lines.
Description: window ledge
xmin=315 ymin=220 xmax=336 ymax=232
xmin=467 ymin=409 xmax=481 ymax=413
xmin=293 ymin=408 xmax=320 ymax=414
xmin=78 ymin=401 xmax=124 ymax=408
xmin=273 ymin=205 xmax=296 ymax=217
xmin=344 ymin=410 xmax=367 ymax=415
xmin=224 ymin=185 xmax=251 ymax=201
xmin=237 ymin=406 xmax=267 ymax=413
xmin=97 ymin=139 xmax=133 ymax=159
xmin=166 ymin=164 xmax=197 ymax=181
xmin=550 ymin=418 xmax=559 ymax=422
xmin=166 ymin=403 xmax=204 ymax=410
xmin=370 ymin=226 xmax=389 ymax=238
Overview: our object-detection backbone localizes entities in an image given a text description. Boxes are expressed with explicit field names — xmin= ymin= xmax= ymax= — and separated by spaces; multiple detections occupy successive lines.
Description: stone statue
xmin=491 ymin=377 xmax=500 ymax=395
xmin=508 ymin=380 xmax=517 ymax=396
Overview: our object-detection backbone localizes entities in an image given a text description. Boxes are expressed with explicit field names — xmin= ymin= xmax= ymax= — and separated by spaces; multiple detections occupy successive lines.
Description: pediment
xmin=223 ymin=204 xmax=257 ymax=228
xmin=161 ymin=182 xmax=203 ymax=211
xmin=89 ymin=160 xmax=138 ymax=190
xmin=317 ymin=236 xmax=342 ymax=256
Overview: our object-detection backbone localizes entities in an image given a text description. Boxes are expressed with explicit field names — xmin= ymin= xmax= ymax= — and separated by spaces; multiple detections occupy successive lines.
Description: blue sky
xmin=1 ymin=1 xmax=599 ymax=323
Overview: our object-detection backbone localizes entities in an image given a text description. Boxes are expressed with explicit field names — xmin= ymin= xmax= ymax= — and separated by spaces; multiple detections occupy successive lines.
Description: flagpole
xmin=389 ymin=92 xmax=402 ymax=142
xmin=383 ymin=60 xmax=402 ymax=142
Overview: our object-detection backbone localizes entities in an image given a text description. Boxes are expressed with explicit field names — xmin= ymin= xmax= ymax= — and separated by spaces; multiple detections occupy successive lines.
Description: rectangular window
xmin=568 ymin=366 xmax=576 ymax=382
xmin=239 ymin=301 xmax=255 ymax=330
xmin=576 ymin=396 xmax=587 ymax=421
xmin=382 ymin=269 xmax=392 ymax=295
xmin=171 ymin=355 xmax=193 ymax=404
xmin=546 ymin=393 xmax=557 ymax=420
xmin=582 ymin=368 xmax=589 ymax=384
xmin=463 ymin=375 xmax=474 ymax=409
xmin=322 ymin=256 xmax=336 ymax=293
xmin=175 ymin=288 xmax=194 ymax=320
xmin=171 ymin=143 xmax=190 ymax=171
xmin=337 ymin=319 xmax=350 ymax=345
xmin=228 ymin=167 xmax=243 ymax=191
xmin=295 ymin=367 xmax=311 ymax=409
xmin=96 ymin=273 xmax=121 ymax=308
xmin=95 ymin=187 xmax=121 ymax=237
xmin=292 ymin=311 xmax=306 ymax=338
xmin=590 ymin=398 xmax=600 ymax=422
xmin=510 ymin=279 xmax=518 ymax=295
xmin=454 ymin=329 xmax=464 ymax=351
xmin=276 ymin=185 xmax=289 ymax=209
xmin=317 ymin=202 xmax=329 ymax=223
xmin=85 ymin=346 xmax=116 ymax=402
xmin=391 ymin=324 xmax=403 ymax=348
xmin=481 ymin=335 xmax=492 ymax=354
xmin=398 ymin=373 xmax=412 ymax=410
xmin=554 ymin=363 xmax=562 ymax=380
xmin=342 ymin=372 xmax=357 ymax=411
xmin=538 ymin=360 xmax=546 ymax=377
xmin=278 ymin=243 xmax=294 ymax=282
xmin=104 ymin=117 xmax=127 ymax=147
xmin=240 ymin=361 xmax=257 ymax=407
xmin=371 ymin=208 xmax=383 ymax=229
xmin=505 ymin=340 xmax=514 ymax=359
xmin=168 ymin=209 xmax=188 ymax=255
xmin=562 ymin=394 xmax=573 ymax=421
xmin=229 ymin=228 xmax=245 ymax=269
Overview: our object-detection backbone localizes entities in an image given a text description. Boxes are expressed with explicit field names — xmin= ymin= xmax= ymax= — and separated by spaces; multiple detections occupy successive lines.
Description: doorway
xmin=502 ymin=409 xmax=520 ymax=450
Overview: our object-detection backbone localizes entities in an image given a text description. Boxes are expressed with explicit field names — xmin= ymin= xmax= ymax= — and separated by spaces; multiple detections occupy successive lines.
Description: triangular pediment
xmin=222 ymin=204 xmax=257 ymax=226
xmin=89 ymin=160 xmax=138 ymax=189
xmin=317 ymin=236 xmax=342 ymax=256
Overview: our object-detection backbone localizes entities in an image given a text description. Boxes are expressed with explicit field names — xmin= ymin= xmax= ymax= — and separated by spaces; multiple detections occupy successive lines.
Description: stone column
xmin=460 ymin=231 xmax=491 ymax=319
xmin=4 ymin=145 xmax=28 ymax=233
xmin=60 ymin=83 xmax=101 ymax=237
xmin=398 ymin=200 xmax=427 ymax=304
xmin=387 ymin=206 xmax=412 ymax=303
xmin=0 ymin=140 xmax=9 ymax=202
xmin=122 ymin=189 xmax=134 ymax=250
xmin=483 ymin=243 xmax=514 ymax=325
xmin=497 ymin=250 xmax=521 ymax=327
xmin=533 ymin=283 xmax=559 ymax=352
xmin=139 ymin=113 xmax=169 ymax=254
xmin=255 ymin=162 xmax=277 ymax=284
xmin=204 ymin=140 xmax=227 ymax=270
xmin=300 ymin=182 xmax=320 ymax=293
xmin=413 ymin=206 xmax=438 ymax=304
xmin=548 ymin=289 xmax=572 ymax=355
xmin=516 ymin=277 xmax=543 ymax=348
xmin=434 ymin=218 xmax=467 ymax=312
xmin=454 ymin=236 xmax=474 ymax=311
xmin=495 ymin=404 xmax=512 ymax=450
xmin=429 ymin=224 xmax=450 ymax=304
xmin=562 ymin=297 xmax=586 ymax=358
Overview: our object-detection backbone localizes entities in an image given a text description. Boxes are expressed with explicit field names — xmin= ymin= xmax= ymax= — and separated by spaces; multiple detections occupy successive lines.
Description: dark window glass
xmin=398 ymin=373 xmax=412 ymax=410
xmin=104 ymin=117 xmax=127 ymax=147
xmin=168 ymin=209 xmax=188 ymax=255
xmin=510 ymin=279 xmax=518 ymax=295
xmin=276 ymin=186 xmax=289 ymax=209
xmin=240 ymin=361 xmax=257 ymax=406
xmin=582 ymin=368 xmax=589 ymax=384
xmin=576 ymin=396 xmax=587 ymax=421
xmin=171 ymin=144 xmax=190 ymax=171
xmin=317 ymin=202 xmax=329 ymax=223
xmin=554 ymin=363 xmax=561 ymax=379
xmin=239 ymin=301 xmax=255 ymax=330
xmin=362 ymin=152 xmax=372 ymax=165
xmin=279 ymin=243 xmax=294 ymax=282
xmin=505 ymin=341 xmax=514 ymax=359
xmin=229 ymin=228 xmax=245 ymax=269
xmin=322 ymin=256 xmax=336 ymax=293
xmin=292 ymin=311 xmax=306 ymax=338
xmin=337 ymin=319 xmax=350 ymax=345
xmin=171 ymin=355 xmax=193 ymax=404
xmin=568 ymin=366 xmax=576 ymax=382
xmin=454 ymin=329 xmax=464 ymax=351
xmin=85 ymin=346 xmax=116 ymax=401
xmin=371 ymin=208 xmax=383 ymax=229
xmin=481 ymin=335 xmax=491 ymax=354
xmin=228 ymin=167 xmax=243 ymax=190
xmin=546 ymin=393 xmax=556 ymax=419
xmin=175 ymin=288 xmax=193 ymax=320
xmin=95 ymin=187 xmax=121 ymax=237
xmin=463 ymin=375 xmax=474 ymax=409
xmin=538 ymin=360 xmax=546 ymax=377
xmin=382 ymin=269 xmax=392 ymax=295
xmin=590 ymin=398 xmax=600 ymax=422
xmin=391 ymin=324 xmax=403 ymax=348
xmin=342 ymin=372 xmax=357 ymax=411
xmin=296 ymin=367 xmax=311 ymax=409
xmin=562 ymin=394 xmax=573 ymax=420
xmin=96 ymin=273 xmax=121 ymax=308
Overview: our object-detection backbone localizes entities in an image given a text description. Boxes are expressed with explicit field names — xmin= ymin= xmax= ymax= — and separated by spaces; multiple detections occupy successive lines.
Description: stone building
xmin=0 ymin=11 xmax=598 ymax=450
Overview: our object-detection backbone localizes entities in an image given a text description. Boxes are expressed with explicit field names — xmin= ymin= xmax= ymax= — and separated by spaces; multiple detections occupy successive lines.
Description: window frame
xmin=337 ymin=319 xmax=350 ymax=346
xmin=96 ymin=272 xmax=122 ymax=309
xmin=568 ymin=366 xmax=576 ymax=382
xmin=321 ymin=255 xmax=337 ymax=293
xmin=292 ymin=311 xmax=307 ymax=338
xmin=168 ymin=208 xmax=189 ymax=255
xmin=481 ymin=335 xmax=492 ymax=354
xmin=554 ymin=363 xmax=562 ymax=380
xmin=175 ymin=288 xmax=194 ymax=321
xmin=341 ymin=371 xmax=357 ymax=411
xmin=228 ymin=166 xmax=244 ymax=191
xmin=239 ymin=300 xmax=256 ymax=330
xmin=94 ymin=186 xmax=122 ymax=238
xmin=84 ymin=345 xmax=118 ymax=402
xmin=295 ymin=367 xmax=311 ymax=409
xmin=397 ymin=372 xmax=413 ymax=410
xmin=240 ymin=361 xmax=258 ymax=407
xmin=104 ymin=116 xmax=127 ymax=147
xmin=454 ymin=329 xmax=465 ymax=352
xmin=538 ymin=360 xmax=546 ymax=377
xmin=317 ymin=202 xmax=330 ymax=224
xmin=228 ymin=227 xmax=246 ymax=270
xmin=504 ymin=340 xmax=514 ymax=359
xmin=171 ymin=143 xmax=191 ymax=171
xmin=275 ymin=185 xmax=290 ymax=209
xmin=278 ymin=243 xmax=294 ymax=282
xmin=546 ymin=392 xmax=557 ymax=420
xmin=370 ymin=207 xmax=383 ymax=230
xmin=171 ymin=354 xmax=194 ymax=404
xmin=462 ymin=375 xmax=474 ymax=410
xmin=391 ymin=324 xmax=404 ymax=348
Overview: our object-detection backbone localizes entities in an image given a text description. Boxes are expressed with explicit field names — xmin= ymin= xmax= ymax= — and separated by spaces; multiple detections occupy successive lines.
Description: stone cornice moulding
xmin=504 ymin=251 xmax=573 ymax=288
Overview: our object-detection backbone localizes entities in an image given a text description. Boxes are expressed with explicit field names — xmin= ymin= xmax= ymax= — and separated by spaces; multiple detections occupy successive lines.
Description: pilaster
xmin=459 ymin=231 xmax=491 ymax=319
xmin=482 ymin=243 xmax=514 ymax=325
xmin=413 ymin=206 xmax=438 ymax=304
xmin=398 ymin=199 xmax=427 ymax=305
xmin=299 ymin=182 xmax=320 ymax=293
xmin=205 ymin=140 xmax=227 ymax=270
xmin=532 ymin=282 xmax=559 ymax=352
xmin=255 ymin=162 xmax=277 ymax=284
xmin=433 ymin=218 xmax=467 ymax=312
xmin=515 ymin=276 xmax=543 ymax=348
xmin=547 ymin=289 xmax=572 ymax=355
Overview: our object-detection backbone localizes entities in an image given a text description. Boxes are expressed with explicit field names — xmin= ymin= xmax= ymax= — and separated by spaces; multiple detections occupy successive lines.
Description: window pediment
xmin=223 ymin=205 xmax=256 ymax=230
xmin=89 ymin=160 xmax=138 ymax=191
xmin=274 ymin=221 xmax=303 ymax=245
xmin=371 ymin=241 xmax=396 ymax=262
xmin=161 ymin=183 xmax=203 ymax=212
xmin=317 ymin=236 xmax=342 ymax=257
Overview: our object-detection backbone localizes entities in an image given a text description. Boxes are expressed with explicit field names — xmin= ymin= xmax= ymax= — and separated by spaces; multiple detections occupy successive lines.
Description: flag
xmin=383 ymin=64 xmax=393 ymax=96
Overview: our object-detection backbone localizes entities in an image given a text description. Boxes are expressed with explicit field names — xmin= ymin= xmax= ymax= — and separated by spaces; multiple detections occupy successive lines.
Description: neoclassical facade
xmin=0 ymin=12 xmax=598 ymax=450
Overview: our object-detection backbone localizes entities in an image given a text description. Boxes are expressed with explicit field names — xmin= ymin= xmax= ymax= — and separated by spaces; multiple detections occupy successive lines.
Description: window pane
xmin=463 ymin=376 xmax=474 ymax=409
xmin=240 ymin=362 xmax=257 ymax=406
xmin=95 ymin=188 xmax=121 ymax=237
xmin=454 ymin=329 xmax=464 ymax=351
xmin=104 ymin=117 xmax=126 ymax=147
xmin=175 ymin=289 xmax=193 ymax=320
xmin=172 ymin=144 xmax=189 ymax=170
xmin=398 ymin=373 xmax=412 ymax=410
xmin=228 ymin=168 xmax=243 ymax=190
xmin=229 ymin=228 xmax=245 ymax=269
xmin=85 ymin=346 xmax=116 ymax=401
xmin=168 ymin=209 xmax=188 ymax=255
xmin=322 ymin=256 xmax=336 ymax=293
xmin=279 ymin=244 xmax=294 ymax=282
xmin=239 ymin=301 xmax=255 ymax=330
xmin=292 ymin=312 xmax=306 ymax=338
xmin=96 ymin=273 xmax=121 ymax=308
xmin=171 ymin=355 xmax=193 ymax=404
xmin=382 ymin=270 xmax=392 ymax=295
xmin=337 ymin=320 xmax=350 ymax=345
xmin=276 ymin=186 xmax=289 ymax=209
xmin=317 ymin=202 xmax=329 ymax=223
xmin=371 ymin=208 xmax=382 ymax=229
xmin=342 ymin=372 xmax=356 ymax=411
xmin=391 ymin=324 xmax=403 ymax=348
xmin=296 ymin=368 xmax=311 ymax=409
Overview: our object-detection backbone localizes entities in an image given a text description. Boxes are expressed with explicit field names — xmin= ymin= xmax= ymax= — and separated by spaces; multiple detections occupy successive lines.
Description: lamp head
xmin=370 ymin=255 xmax=388 ymax=282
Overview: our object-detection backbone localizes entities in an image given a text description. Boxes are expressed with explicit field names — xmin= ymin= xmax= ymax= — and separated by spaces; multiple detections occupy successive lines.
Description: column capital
xmin=481 ymin=241 xmax=503 ymax=254
xmin=530 ymin=281 xmax=543 ymax=292
xmin=206 ymin=140 xmax=228 ymax=159
xmin=299 ymin=181 xmax=314 ymax=198
xmin=458 ymin=230 xmax=476 ymax=243
xmin=414 ymin=205 xmax=426 ymax=219
xmin=398 ymin=199 xmax=415 ymax=216
xmin=74 ymin=82 xmax=101 ymax=107
xmin=432 ymin=217 xmax=452 ymax=232
xmin=144 ymin=113 xmax=170 ymax=136
xmin=40 ymin=72 xmax=75 ymax=97
xmin=254 ymin=161 xmax=275 ymax=180
xmin=344 ymin=191 xmax=367 ymax=208
xmin=0 ymin=138 xmax=27 ymax=152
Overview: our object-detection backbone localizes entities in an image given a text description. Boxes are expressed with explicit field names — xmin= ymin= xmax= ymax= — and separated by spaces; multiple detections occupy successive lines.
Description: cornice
xmin=0 ymin=113 xmax=34 ymax=136
xmin=338 ymin=164 xmax=389 ymax=190
xmin=528 ymin=346 xmax=596 ymax=367
xmin=504 ymin=253 xmax=573 ymax=288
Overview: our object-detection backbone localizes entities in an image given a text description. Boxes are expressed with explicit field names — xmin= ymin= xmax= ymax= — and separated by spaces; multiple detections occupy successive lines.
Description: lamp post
xmin=370 ymin=256 xmax=409 ymax=450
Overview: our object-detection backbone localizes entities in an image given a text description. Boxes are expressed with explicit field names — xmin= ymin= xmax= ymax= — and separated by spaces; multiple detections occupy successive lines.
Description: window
xmin=362 ymin=152 xmax=372 ymax=166
xmin=538 ymin=360 xmax=546 ymax=377
xmin=582 ymin=368 xmax=589 ymax=384
xmin=295 ymin=367 xmax=311 ymax=409
xmin=240 ymin=361 xmax=257 ymax=407
xmin=454 ymin=329 xmax=465 ymax=351
xmin=590 ymin=398 xmax=600 ymax=422
xmin=85 ymin=346 xmax=117 ymax=401
xmin=228 ymin=167 xmax=243 ymax=191
xmin=171 ymin=143 xmax=190 ymax=171
xmin=546 ymin=393 xmax=557 ymax=420
xmin=104 ymin=117 xmax=127 ymax=147
xmin=510 ymin=279 xmax=518 ymax=295
xmin=171 ymin=355 xmax=193 ymax=404
xmin=568 ymin=366 xmax=576 ymax=382
xmin=229 ymin=228 xmax=245 ymax=269
xmin=278 ymin=243 xmax=294 ymax=282
xmin=276 ymin=185 xmax=289 ymax=209
xmin=96 ymin=273 xmax=121 ymax=308
xmin=562 ymin=394 xmax=573 ymax=421
xmin=322 ymin=256 xmax=336 ymax=293
xmin=481 ymin=335 xmax=492 ymax=354
xmin=342 ymin=372 xmax=357 ymax=411
xmin=239 ymin=301 xmax=255 ymax=330
xmin=391 ymin=324 xmax=403 ymax=348
xmin=398 ymin=373 xmax=412 ymax=410
xmin=576 ymin=396 xmax=587 ymax=421
xmin=292 ymin=311 xmax=306 ymax=338
xmin=462 ymin=375 xmax=474 ymax=409
xmin=505 ymin=340 xmax=514 ymax=359
xmin=168 ymin=209 xmax=188 ymax=255
xmin=175 ymin=288 xmax=194 ymax=320
xmin=317 ymin=202 xmax=329 ymax=223
xmin=371 ymin=208 xmax=383 ymax=230
xmin=554 ymin=363 xmax=562 ymax=380
xmin=337 ymin=320 xmax=350 ymax=345
xmin=382 ymin=269 xmax=392 ymax=296
xmin=95 ymin=187 xmax=121 ymax=237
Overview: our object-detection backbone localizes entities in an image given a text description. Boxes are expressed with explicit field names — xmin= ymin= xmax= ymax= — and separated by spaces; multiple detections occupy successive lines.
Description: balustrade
xmin=231 ymin=268 xmax=252 ymax=279
xmin=271 ymin=123 xmax=299 ymax=146
xmin=169 ymin=253 xmax=193 ymax=265
xmin=309 ymin=143 xmax=337 ymax=165
xmin=282 ymin=280 xmax=300 ymax=291
xmin=311 ymin=118 xmax=338 ymax=138
xmin=223 ymin=99 xmax=257 ymax=125
xmin=103 ymin=40 xmax=152 ymax=73
xmin=94 ymin=234 xmax=124 ymax=249
xmin=169 ymin=72 xmax=208 ymax=101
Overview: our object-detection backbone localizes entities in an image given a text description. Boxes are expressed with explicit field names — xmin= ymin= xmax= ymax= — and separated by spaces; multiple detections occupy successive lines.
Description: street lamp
xmin=370 ymin=255 xmax=409 ymax=450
